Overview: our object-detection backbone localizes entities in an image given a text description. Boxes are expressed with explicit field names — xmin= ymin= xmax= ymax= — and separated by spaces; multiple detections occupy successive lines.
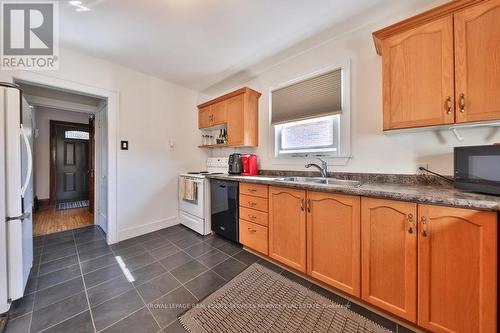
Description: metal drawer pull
xmin=421 ymin=216 xmax=428 ymax=237
xmin=247 ymin=189 xmax=257 ymax=192
xmin=407 ymin=213 xmax=414 ymax=234
xmin=248 ymin=215 xmax=257 ymax=219
xmin=307 ymin=199 xmax=311 ymax=213
xmin=248 ymin=202 xmax=256 ymax=207
xmin=459 ymin=93 xmax=465 ymax=113
xmin=247 ymin=228 xmax=256 ymax=233
xmin=300 ymin=199 xmax=304 ymax=211
xmin=445 ymin=96 xmax=453 ymax=115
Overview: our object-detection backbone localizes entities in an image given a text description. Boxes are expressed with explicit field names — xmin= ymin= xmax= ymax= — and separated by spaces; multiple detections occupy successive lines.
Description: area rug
xmin=179 ymin=263 xmax=393 ymax=333
xmin=56 ymin=200 xmax=89 ymax=211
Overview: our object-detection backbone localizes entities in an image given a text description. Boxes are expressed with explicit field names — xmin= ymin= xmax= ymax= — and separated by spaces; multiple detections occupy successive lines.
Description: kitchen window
xmin=271 ymin=61 xmax=351 ymax=159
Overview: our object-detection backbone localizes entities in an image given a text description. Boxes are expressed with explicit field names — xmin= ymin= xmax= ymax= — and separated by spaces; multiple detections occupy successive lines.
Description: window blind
xmin=271 ymin=68 xmax=342 ymax=125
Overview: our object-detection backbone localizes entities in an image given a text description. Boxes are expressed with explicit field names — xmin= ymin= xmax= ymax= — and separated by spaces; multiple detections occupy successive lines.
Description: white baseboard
xmin=117 ymin=216 xmax=180 ymax=242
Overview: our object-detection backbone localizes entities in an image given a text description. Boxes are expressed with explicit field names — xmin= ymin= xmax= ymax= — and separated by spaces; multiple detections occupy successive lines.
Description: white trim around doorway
xmin=12 ymin=71 xmax=119 ymax=244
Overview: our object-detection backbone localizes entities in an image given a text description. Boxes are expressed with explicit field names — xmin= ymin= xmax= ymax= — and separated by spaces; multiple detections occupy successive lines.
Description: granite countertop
xmin=206 ymin=174 xmax=500 ymax=211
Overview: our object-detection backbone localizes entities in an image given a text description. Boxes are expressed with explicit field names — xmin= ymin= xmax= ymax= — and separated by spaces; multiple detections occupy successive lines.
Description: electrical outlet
xmin=417 ymin=163 xmax=429 ymax=174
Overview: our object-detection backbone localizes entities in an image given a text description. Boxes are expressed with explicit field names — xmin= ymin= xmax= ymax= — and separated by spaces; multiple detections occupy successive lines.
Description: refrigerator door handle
xmin=6 ymin=212 xmax=31 ymax=222
xmin=20 ymin=124 xmax=32 ymax=198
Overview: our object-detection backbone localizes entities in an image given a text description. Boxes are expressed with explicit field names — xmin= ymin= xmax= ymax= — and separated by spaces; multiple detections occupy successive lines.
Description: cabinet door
xmin=226 ymin=94 xmax=244 ymax=146
xmin=198 ymin=106 xmax=211 ymax=129
xmin=361 ymin=198 xmax=417 ymax=322
xmin=455 ymin=0 xmax=500 ymax=123
xmin=268 ymin=186 xmax=306 ymax=272
xmin=211 ymin=101 xmax=227 ymax=125
xmin=382 ymin=16 xmax=454 ymax=130
xmin=418 ymin=205 xmax=497 ymax=333
xmin=307 ymin=192 xmax=360 ymax=297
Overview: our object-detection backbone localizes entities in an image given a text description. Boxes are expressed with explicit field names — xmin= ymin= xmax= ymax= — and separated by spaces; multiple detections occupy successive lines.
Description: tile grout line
xmin=107 ymin=245 xmax=164 ymax=332
xmin=36 ymin=309 xmax=89 ymax=333
xmin=73 ymin=230 xmax=98 ymax=333
xmin=27 ymin=233 xmax=47 ymax=333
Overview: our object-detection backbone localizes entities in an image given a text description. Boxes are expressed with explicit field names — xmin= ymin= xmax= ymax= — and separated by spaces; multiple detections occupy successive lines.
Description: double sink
xmin=246 ymin=176 xmax=362 ymax=187
xmin=279 ymin=177 xmax=362 ymax=187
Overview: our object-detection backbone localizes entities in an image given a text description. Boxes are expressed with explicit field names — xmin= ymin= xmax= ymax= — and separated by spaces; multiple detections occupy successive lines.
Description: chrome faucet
xmin=305 ymin=158 xmax=328 ymax=178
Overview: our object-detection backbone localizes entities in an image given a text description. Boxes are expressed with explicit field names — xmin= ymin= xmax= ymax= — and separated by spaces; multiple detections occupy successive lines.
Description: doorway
xmin=14 ymin=81 xmax=107 ymax=237
xmin=50 ymin=121 xmax=92 ymax=206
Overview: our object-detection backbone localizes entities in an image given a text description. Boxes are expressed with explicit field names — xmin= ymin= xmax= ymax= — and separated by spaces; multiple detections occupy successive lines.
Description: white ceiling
xmin=60 ymin=0 xmax=441 ymax=91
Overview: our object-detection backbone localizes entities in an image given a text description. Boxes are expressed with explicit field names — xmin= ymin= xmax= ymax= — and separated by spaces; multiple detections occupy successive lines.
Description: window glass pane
xmin=65 ymin=130 xmax=89 ymax=140
xmin=281 ymin=116 xmax=334 ymax=150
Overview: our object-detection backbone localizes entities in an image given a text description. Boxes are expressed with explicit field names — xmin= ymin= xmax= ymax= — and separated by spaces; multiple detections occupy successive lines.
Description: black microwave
xmin=454 ymin=145 xmax=500 ymax=195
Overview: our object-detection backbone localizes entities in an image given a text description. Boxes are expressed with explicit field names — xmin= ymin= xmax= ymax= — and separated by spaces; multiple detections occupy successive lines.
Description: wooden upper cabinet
xmin=455 ymin=0 xmax=500 ymax=123
xmin=417 ymin=205 xmax=497 ymax=333
xmin=226 ymin=94 xmax=244 ymax=145
xmin=198 ymin=106 xmax=211 ymax=129
xmin=197 ymin=87 xmax=261 ymax=147
xmin=307 ymin=192 xmax=360 ymax=297
xmin=268 ymin=186 xmax=306 ymax=273
xmin=211 ymin=101 xmax=227 ymax=125
xmin=381 ymin=16 xmax=455 ymax=130
xmin=374 ymin=0 xmax=500 ymax=130
xmin=361 ymin=198 xmax=417 ymax=322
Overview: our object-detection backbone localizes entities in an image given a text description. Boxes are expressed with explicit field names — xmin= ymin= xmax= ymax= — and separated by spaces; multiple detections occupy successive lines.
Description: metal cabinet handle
xmin=421 ymin=216 xmax=428 ymax=237
xmin=300 ymin=199 xmax=304 ymax=211
xmin=307 ymin=199 xmax=311 ymax=213
xmin=459 ymin=93 xmax=466 ymax=113
xmin=248 ymin=202 xmax=256 ymax=207
xmin=247 ymin=188 xmax=257 ymax=192
xmin=407 ymin=213 xmax=414 ymax=234
xmin=248 ymin=215 xmax=257 ymax=220
xmin=445 ymin=96 xmax=453 ymax=115
xmin=247 ymin=228 xmax=256 ymax=233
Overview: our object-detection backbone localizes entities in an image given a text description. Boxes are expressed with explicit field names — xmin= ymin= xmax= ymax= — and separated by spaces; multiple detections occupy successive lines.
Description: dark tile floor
xmin=5 ymin=224 xmax=415 ymax=333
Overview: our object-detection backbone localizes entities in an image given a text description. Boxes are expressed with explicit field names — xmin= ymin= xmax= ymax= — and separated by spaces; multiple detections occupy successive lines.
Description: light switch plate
xmin=121 ymin=141 xmax=129 ymax=150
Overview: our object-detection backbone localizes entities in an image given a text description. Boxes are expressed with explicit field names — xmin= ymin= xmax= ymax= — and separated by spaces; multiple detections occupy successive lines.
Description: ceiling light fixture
xmin=68 ymin=1 xmax=90 ymax=12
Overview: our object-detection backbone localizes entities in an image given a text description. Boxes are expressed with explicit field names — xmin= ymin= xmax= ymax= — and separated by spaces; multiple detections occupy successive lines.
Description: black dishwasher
xmin=210 ymin=179 xmax=239 ymax=242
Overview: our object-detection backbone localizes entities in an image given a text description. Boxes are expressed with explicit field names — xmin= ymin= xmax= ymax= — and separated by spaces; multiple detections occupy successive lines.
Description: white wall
xmin=33 ymin=107 xmax=90 ymax=200
xmin=201 ymin=3 xmax=500 ymax=175
xmin=1 ymin=47 xmax=207 ymax=241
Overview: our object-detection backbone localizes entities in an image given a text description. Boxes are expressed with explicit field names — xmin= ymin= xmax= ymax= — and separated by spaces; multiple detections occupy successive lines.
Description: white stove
xmin=178 ymin=158 xmax=228 ymax=235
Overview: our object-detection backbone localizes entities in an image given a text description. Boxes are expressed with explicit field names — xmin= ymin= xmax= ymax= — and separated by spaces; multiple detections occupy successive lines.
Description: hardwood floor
xmin=33 ymin=205 xmax=93 ymax=237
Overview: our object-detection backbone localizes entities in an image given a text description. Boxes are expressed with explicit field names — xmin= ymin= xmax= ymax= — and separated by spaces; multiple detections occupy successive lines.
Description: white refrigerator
xmin=0 ymin=83 xmax=34 ymax=313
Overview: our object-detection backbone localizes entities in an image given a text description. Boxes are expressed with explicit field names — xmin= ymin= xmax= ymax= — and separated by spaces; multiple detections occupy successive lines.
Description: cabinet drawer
xmin=240 ymin=183 xmax=268 ymax=198
xmin=240 ymin=194 xmax=268 ymax=212
xmin=239 ymin=220 xmax=268 ymax=255
xmin=240 ymin=207 xmax=268 ymax=227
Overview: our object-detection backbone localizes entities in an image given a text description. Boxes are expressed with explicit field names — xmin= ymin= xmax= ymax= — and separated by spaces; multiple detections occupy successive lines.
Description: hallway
xmin=33 ymin=206 xmax=94 ymax=237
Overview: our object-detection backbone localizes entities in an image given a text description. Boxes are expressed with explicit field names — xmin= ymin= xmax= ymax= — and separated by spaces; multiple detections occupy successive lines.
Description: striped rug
xmin=179 ymin=263 xmax=393 ymax=333
xmin=56 ymin=200 xmax=90 ymax=211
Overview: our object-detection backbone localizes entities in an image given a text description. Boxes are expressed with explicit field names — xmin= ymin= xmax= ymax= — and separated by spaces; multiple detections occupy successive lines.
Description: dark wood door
xmin=55 ymin=125 xmax=89 ymax=202
xmin=88 ymin=117 xmax=95 ymax=213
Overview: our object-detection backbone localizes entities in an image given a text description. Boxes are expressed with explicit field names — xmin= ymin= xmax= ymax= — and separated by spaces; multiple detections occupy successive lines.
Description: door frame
xmin=49 ymin=120 xmax=93 ymax=205
xmin=9 ymin=71 xmax=119 ymax=245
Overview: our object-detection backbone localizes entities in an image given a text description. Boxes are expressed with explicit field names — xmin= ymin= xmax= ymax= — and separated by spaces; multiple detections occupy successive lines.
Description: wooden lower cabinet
xmin=361 ymin=198 xmax=417 ymax=322
xmin=307 ymin=192 xmax=361 ymax=297
xmin=417 ymin=205 xmax=497 ymax=333
xmin=268 ymin=187 xmax=306 ymax=273
xmin=239 ymin=219 xmax=268 ymax=255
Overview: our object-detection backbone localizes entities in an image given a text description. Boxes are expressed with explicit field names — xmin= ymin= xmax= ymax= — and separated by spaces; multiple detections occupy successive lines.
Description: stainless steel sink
xmin=278 ymin=177 xmax=362 ymax=187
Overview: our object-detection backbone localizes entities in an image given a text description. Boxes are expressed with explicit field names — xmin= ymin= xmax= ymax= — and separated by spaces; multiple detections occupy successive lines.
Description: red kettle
xmin=241 ymin=154 xmax=258 ymax=176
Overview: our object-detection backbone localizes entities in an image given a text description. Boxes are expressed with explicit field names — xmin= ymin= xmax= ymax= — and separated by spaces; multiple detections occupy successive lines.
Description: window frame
xmin=269 ymin=60 xmax=352 ymax=162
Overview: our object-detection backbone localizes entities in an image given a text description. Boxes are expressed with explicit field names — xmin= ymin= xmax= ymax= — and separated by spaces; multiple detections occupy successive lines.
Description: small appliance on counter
xmin=228 ymin=153 xmax=242 ymax=174
xmin=454 ymin=144 xmax=500 ymax=195
xmin=241 ymin=154 xmax=259 ymax=176
xmin=210 ymin=179 xmax=239 ymax=242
